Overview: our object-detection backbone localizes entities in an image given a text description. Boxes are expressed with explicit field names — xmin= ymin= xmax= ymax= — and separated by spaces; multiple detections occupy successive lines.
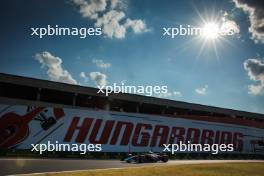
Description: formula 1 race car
xmin=122 ymin=152 xmax=169 ymax=163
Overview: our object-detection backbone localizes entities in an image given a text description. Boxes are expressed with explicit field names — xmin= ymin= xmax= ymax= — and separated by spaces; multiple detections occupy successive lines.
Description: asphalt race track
xmin=1 ymin=158 xmax=264 ymax=176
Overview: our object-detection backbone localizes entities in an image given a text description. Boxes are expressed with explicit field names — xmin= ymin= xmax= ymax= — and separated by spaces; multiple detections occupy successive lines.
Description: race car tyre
xmin=161 ymin=156 xmax=169 ymax=162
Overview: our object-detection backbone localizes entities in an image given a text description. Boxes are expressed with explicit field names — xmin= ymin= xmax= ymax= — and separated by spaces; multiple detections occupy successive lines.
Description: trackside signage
xmin=0 ymin=104 xmax=263 ymax=154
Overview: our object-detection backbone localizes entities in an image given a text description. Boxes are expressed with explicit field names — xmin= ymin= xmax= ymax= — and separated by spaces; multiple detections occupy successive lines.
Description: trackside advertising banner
xmin=0 ymin=104 xmax=263 ymax=154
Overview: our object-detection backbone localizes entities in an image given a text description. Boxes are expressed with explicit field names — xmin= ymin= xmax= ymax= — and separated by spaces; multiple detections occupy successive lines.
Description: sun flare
xmin=202 ymin=22 xmax=220 ymax=39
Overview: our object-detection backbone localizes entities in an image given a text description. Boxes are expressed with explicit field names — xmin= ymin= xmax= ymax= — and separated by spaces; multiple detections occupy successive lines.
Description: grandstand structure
xmin=0 ymin=73 xmax=263 ymax=158
xmin=1 ymin=73 xmax=264 ymax=120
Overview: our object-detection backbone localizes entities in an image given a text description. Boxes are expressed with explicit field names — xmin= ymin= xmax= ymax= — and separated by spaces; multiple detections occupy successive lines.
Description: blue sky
xmin=0 ymin=0 xmax=264 ymax=114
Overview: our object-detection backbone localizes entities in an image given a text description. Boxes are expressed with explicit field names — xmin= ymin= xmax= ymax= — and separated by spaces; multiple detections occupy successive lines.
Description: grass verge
xmin=29 ymin=163 xmax=264 ymax=176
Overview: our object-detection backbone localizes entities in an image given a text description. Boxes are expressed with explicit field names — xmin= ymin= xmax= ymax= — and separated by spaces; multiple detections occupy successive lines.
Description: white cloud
xmin=233 ymin=0 xmax=264 ymax=43
xmin=92 ymin=59 xmax=111 ymax=69
xmin=72 ymin=0 xmax=107 ymax=19
xmin=124 ymin=18 xmax=149 ymax=34
xmin=110 ymin=0 xmax=119 ymax=9
xmin=95 ymin=10 xmax=127 ymax=39
xmin=80 ymin=71 xmax=89 ymax=82
xmin=80 ymin=71 xmax=86 ymax=78
xmin=220 ymin=12 xmax=240 ymax=36
xmin=157 ymin=90 xmax=182 ymax=98
xmin=195 ymin=85 xmax=208 ymax=95
xmin=173 ymin=91 xmax=182 ymax=96
xmin=35 ymin=51 xmax=77 ymax=84
xmin=89 ymin=71 xmax=107 ymax=86
xmin=72 ymin=0 xmax=148 ymax=39
xmin=244 ymin=58 xmax=264 ymax=95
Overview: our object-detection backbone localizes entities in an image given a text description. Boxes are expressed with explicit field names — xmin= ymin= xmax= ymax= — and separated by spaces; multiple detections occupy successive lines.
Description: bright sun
xmin=202 ymin=22 xmax=220 ymax=39
xmin=192 ymin=8 xmax=239 ymax=61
